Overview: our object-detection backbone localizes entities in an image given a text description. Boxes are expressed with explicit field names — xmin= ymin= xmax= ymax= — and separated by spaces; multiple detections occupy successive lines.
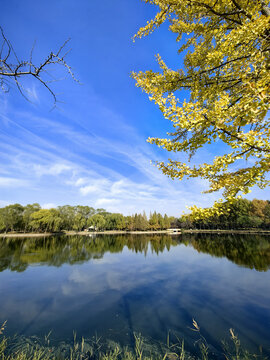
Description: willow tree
xmin=132 ymin=0 xmax=270 ymax=218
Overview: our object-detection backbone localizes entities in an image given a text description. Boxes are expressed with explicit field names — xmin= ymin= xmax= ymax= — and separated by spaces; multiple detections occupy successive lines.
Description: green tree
xmin=163 ymin=214 xmax=171 ymax=229
xmin=125 ymin=215 xmax=135 ymax=231
xmin=58 ymin=205 xmax=76 ymax=230
xmin=133 ymin=213 xmax=149 ymax=230
xmin=157 ymin=213 xmax=165 ymax=230
xmin=149 ymin=211 xmax=159 ymax=230
xmin=23 ymin=203 xmax=41 ymax=232
xmin=105 ymin=214 xmax=125 ymax=230
xmin=0 ymin=211 xmax=5 ymax=232
xmin=88 ymin=214 xmax=106 ymax=230
xmin=30 ymin=209 xmax=63 ymax=233
xmin=263 ymin=201 xmax=270 ymax=228
xmin=75 ymin=206 xmax=95 ymax=219
xmin=73 ymin=214 xmax=87 ymax=232
xmin=0 ymin=204 xmax=24 ymax=232
xmin=133 ymin=0 xmax=270 ymax=218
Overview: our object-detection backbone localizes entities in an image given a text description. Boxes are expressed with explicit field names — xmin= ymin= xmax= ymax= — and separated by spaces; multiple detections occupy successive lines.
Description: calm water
xmin=0 ymin=233 xmax=269 ymax=356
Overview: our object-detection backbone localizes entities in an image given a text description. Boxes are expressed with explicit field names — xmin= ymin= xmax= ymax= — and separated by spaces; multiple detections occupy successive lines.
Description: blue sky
xmin=0 ymin=0 xmax=269 ymax=216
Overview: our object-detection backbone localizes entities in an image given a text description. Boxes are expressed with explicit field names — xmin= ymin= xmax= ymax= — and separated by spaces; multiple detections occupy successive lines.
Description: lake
xmin=0 ymin=233 xmax=269 ymax=357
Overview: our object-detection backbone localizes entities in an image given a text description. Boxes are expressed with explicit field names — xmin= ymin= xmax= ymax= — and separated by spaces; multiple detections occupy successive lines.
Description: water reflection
xmin=0 ymin=233 xmax=270 ymax=272
xmin=0 ymin=233 xmax=270 ymax=356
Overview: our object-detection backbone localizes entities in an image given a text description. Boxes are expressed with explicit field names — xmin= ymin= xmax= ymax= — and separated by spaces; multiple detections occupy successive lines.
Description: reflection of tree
xmin=0 ymin=234 xmax=269 ymax=273
xmin=0 ymin=234 xmax=179 ymax=272
xmin=186 ymin=234 xmax=270 ymax=272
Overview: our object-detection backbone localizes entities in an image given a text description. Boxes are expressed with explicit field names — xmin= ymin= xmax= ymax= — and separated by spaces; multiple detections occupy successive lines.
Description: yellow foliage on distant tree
xmin=132 ymin=0 xmax=270 ymax=219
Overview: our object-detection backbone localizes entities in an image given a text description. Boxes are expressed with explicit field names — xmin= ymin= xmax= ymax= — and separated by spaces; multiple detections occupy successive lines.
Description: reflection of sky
xmin=0 ymin=243 xmax=269 ymax=354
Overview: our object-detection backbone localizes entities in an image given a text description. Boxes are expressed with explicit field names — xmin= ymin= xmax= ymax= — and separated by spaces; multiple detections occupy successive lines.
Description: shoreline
xmin=0 ymin=229 xmax=270 ymax=238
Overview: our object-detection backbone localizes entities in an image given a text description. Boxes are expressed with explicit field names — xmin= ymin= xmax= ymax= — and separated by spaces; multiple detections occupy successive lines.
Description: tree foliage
xmin=88 ymin=214 xmax=106 ymax=230
xmin=0 ymin=203 xmax=176 ymax=233
xmin=181 ymin=198 xmax=270 ymax=229
xmin=132 ymin=0 xmax=270 ymax=217
xmin=30 ymin=209 xmax=63 ymax=233
xmin=0 ymin=200 xmax=270 ymax=233
xmin=0 ymin=204 xmax=24 ymax=232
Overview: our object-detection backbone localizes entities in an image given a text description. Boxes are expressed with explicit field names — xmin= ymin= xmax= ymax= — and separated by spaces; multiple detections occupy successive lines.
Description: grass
xmin=0 ymin=320 xmax=267 ymax=360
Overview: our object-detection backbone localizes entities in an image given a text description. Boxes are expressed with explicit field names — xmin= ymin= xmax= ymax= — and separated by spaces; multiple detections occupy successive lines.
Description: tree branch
xmin=0 ymin=28 xmax=78 ymax=105
xmin=203 ymin=114 xmax=270 ymax=153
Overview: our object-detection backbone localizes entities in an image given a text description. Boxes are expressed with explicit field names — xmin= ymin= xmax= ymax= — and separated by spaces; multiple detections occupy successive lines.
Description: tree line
xmin=0 ymin=204 xmax=176 ymax=233
xmin=1 ymin=198 xmax=270 ymax=234
xmin=180 ymin=199 xmax=270 ymax=230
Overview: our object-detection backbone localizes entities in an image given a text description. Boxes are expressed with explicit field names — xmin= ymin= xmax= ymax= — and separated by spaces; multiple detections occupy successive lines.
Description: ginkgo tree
xmin=132 ymin=0 xmax=270 ymax=218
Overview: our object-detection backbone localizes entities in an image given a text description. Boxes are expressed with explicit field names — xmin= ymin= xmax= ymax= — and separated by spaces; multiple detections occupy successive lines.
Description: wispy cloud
xmin=33 ymin=163 xmax=72 ymax=177
xmin=0 ymin=177 xmax=28 ymax=187
xmin=2 ymin=85 xmax=265 ymax=215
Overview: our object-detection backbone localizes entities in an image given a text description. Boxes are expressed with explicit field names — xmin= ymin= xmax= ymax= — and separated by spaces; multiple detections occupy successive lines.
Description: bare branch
xmin=0 ymin=27 xmax=78 ymax=105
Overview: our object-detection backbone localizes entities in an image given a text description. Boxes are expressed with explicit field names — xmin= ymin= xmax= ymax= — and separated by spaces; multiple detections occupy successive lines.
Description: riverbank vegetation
xmin=1 ymin=199 xmax=270 ymax=234
xmin=182 ymin=198 xmax=270 ymax=230
xmin=0 ymin=204 xmax=175 ymax=233
xmin=0 ymin=320 xmax=267 ymax=360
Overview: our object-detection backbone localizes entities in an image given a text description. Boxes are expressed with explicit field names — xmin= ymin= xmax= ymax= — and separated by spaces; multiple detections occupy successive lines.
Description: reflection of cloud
xmin=63 ymin=268 xmax=108 ymax=296
xmin=106 ymin=272 xmax=129 ymax=291
xmin=0 ymin=241 xmax=269 ymax=350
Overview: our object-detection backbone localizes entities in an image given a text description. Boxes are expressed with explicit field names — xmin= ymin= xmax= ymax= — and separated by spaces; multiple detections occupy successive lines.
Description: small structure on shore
xmin=167 ymin=228 xmax=181 ymax=233
xmin=86 ymin=226 xmax=96 ymax=232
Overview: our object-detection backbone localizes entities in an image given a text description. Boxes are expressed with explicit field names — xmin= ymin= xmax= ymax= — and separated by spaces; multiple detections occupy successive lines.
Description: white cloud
xmin=25 ymin=84 xmax=40 ymax=103
xmin=33 ymin=163 xmax=72 ymax=177
xmin=0 ymin=200 xmax=11 ymax=207
xmin=1 ymin=87 xmax=269 ymax=216
xmin=0 ymin=177 xmax=28 ymax=187
xmin=74 ymin=177 xmax=88 ymax=186
xmin=79 ymin=179 xmax=110 ymax=196
xmin=95 ymin=198 xmax=120 ymax=206
xmin=80 ymin=185 xmax=100 ymax=195
xmin=42 ymin=203 xmax=57 ymax=209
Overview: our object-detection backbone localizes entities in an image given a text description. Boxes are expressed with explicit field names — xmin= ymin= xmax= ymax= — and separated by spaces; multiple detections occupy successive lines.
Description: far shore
xmin=0 ymin=229 xmax=270 ymax=238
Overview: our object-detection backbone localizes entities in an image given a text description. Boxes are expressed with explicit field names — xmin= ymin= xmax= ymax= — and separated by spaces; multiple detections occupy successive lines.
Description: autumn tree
xmin=133 ymin=0 xmax=270 ymax=218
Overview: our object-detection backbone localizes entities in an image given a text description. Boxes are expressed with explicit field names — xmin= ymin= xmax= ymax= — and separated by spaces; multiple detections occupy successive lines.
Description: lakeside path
xmin=1 ymin=229 xmax=270 ymax=238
